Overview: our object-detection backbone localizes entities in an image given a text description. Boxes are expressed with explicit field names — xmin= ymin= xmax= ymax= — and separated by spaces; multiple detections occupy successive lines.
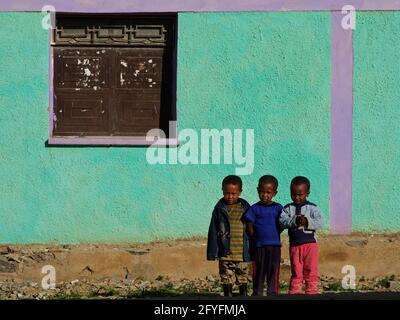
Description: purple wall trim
xmin=3 ymin=0 xmax=400 ymax=12
xmin=330 ymin=12 xmax=353 ymax=234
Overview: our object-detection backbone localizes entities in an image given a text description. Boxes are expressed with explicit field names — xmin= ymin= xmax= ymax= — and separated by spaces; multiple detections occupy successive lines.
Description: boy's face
xmin=257 ymin=182 xmax=277 ymax=205
xmin=291 ymin=183 xmax=310 ymax=205
xmin=222 ymin=183 xmax=242 ymax=205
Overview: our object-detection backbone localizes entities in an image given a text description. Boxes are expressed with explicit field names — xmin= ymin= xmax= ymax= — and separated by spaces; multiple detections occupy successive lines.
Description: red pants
xmin=289 ymin=243 xmax=319 ymax=294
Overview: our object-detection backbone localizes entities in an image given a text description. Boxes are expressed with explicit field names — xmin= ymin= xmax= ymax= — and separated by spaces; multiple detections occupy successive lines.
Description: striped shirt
xmin=221 ymin=202 xmax=245 ymax=261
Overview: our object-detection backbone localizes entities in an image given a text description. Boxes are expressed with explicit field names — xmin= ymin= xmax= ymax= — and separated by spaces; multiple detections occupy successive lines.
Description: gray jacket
xmin=279 ymin=201 xmax=323 ymax=245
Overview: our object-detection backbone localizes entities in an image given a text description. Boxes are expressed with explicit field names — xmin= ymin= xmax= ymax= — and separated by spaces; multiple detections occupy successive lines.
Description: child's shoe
xmin=223 ymin=284 xmax=233 ymax=297
xmin=239 ymin=284 xmax=248 ymax=296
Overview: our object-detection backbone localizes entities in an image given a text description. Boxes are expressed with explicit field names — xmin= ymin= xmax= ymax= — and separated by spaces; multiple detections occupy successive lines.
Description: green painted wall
xmin=353 ymin=12 xmax=400 ymax=231
xmin=0 ymin=12 xmax=331 ymax=244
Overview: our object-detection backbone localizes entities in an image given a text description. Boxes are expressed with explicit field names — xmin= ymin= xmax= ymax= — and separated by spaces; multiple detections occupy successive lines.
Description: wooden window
xmin=50 ymin=14 xmax=177 ymax=145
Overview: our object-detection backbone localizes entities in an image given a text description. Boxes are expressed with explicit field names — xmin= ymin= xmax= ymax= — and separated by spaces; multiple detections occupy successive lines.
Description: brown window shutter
xmin=52 ymin=15 xmax=175 ymax=138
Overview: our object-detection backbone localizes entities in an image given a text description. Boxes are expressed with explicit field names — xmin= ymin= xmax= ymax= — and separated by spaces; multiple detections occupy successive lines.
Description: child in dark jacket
xmin=207 ymin=175 xmax=251 ymax=297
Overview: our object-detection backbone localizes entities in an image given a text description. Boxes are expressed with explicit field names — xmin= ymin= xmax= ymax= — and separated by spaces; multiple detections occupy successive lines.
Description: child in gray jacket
xmin=279 ymin=176 xmax=323 ymax=294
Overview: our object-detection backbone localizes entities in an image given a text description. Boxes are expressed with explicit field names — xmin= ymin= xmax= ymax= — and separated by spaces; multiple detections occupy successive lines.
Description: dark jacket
xmin=206 ymin=198 xmax=251 ymax=261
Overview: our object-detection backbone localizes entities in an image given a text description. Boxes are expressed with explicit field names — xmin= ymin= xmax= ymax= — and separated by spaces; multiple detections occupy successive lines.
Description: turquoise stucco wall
xmin=0 ymin=12 xmax=331 ymax=243
xmin=353 ymin=12 xmax=400 ymax=231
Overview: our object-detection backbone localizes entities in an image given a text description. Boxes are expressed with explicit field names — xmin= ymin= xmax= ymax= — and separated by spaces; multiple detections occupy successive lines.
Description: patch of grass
xmin=124 ymin=281 xmax=220 ymax=298
xmin=103 ymin=289 xmax=120 ymax=297
xmin=324 ymin=281 xmax=343 ymax=291
xmin=378 ymin=275 xmax=396 ymax=288
xmin=163 ymin=281 xmax=174 ymax=289
xmin=323 ymin=281 xmax=358 ymax=292
xmin=136 ymin=287 xmax=181 ymax=298
xmin=124 ymin=290 xmax=142 ymax=299
xmin=53 ymin=292 xmax=84 ymax=300
xmin=144 ymin=289 xmax=180 ymax=297
xmin=88 ymin=288 xmax=120 ymax=298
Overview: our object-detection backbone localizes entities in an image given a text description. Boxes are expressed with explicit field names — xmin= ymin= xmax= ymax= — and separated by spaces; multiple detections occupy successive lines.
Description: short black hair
xmin=290 ymin=176 xmax=311 ymax=191
xmin=222 ymin=175 xmax=242 ymax=190
xmin=258 ymin=175 xmax=278 ymax=190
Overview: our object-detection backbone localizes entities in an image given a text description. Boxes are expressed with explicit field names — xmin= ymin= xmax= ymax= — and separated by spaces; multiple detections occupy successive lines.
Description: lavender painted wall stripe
xmin=3 ymin=0 xmax=400 ymax=12
xmin=330 ymin=12 xmax=353 ymax=234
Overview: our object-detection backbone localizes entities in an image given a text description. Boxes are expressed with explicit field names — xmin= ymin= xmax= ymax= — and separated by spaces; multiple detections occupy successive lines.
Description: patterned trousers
xmin=219 ymin=260 xmax=250 ymax=285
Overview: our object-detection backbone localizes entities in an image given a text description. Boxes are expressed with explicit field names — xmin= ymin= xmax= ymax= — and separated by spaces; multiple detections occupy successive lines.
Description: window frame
xmin=47 ymin=13 xmax=178 ymax=146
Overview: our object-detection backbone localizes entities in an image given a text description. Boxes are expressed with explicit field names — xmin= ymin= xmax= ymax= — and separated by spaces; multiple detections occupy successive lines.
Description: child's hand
xmin=302 ymin=216 xmax=308 ymax=228
xmin=296 ymin=215 xmax=308 ymax=227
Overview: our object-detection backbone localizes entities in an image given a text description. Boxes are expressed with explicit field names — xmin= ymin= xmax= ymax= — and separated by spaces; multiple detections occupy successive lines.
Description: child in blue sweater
xmin=243 ymin=175 xmax=283 ymax=295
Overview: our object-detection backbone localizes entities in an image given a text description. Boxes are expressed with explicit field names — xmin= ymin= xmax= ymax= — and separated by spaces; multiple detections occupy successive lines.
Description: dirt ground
xmin=0 ymin=233 xmax=399 ymax=299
